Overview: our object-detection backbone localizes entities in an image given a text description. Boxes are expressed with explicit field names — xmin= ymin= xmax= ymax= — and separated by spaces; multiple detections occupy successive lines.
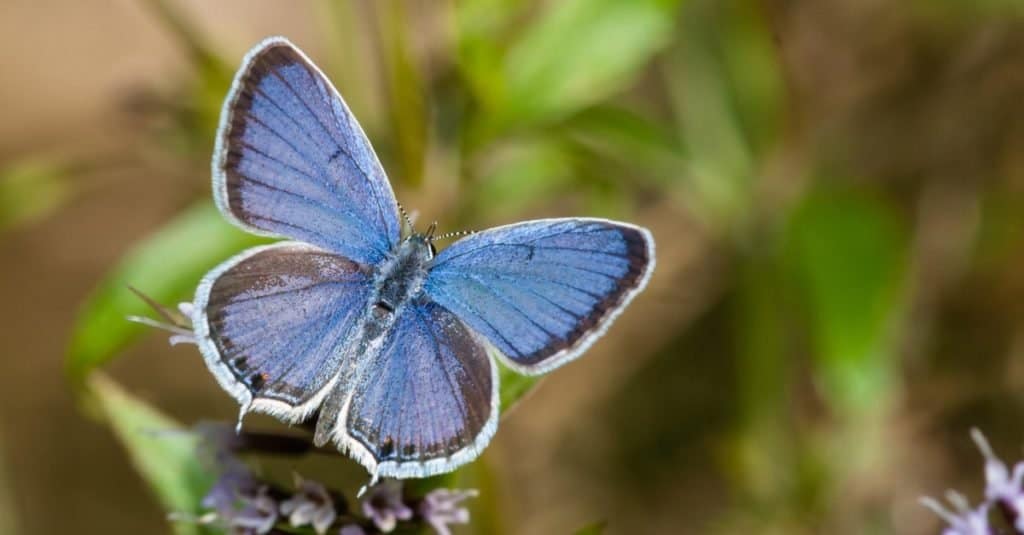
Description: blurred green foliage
xmin=667 ymin=0 xmax=783 ymax=228
xmin=67 ymin=202 xmax=268 ymax=382
xmin=497 ymin=0 xmax=680 ymax=126
xmin=785 ymin=191 xmax=907 ymax=415
xmin=0 ymin=160 xmax=74 ymax=232
xmin=90 ymin=374 xmax=214 ymax=535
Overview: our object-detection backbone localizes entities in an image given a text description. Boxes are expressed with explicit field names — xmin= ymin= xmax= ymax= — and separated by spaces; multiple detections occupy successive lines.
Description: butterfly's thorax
xmin=369 ymin=235 xmax=432 ymax=322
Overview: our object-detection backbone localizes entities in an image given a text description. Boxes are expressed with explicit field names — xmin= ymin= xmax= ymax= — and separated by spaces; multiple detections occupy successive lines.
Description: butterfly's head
xmin=402 ymin=229 xmax=437 ymax=261
xmin=400 ymin=219 xmax=476 ymax=261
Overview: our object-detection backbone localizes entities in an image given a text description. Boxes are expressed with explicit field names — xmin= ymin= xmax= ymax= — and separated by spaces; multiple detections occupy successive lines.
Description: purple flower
xmin=339 ymin=525 xmax=367 ymax=535
xmin=418 ymin=488 xmax=478 ymax=535
xmin=279 ymin=475 xmax=337 ymax=534
xmin=228 ymin=487 xmax=279 ymax=534
xmin=972 ymin=428 xmax=1024 ymax=530
xmin=201 ymin=468 xmax=260 ymax=518
xmin=920 ymin=491 xmax=990 ymax=535
xmin=361 ymin=481 xmax=412 ymax=533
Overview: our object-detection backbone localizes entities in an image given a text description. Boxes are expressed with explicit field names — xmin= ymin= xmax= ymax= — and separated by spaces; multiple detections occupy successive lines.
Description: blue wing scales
xmin=193 ymin=242 xmax=373 ymax=421
xmin=213 ymin=37 xmax=401 ymax=265
xmin=343 ymin=300 xmax=497 ymax=478
xmin=424 ymin=218 xmax=655 ymax=374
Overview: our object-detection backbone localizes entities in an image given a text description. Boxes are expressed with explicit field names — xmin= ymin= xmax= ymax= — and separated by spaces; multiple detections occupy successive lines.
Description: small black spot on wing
xmin=231 ymin=356 xmax=249 ymax=372
xmin=379 ymin=437 xmax=396 ymax=459
xmin=248 ymin=371 xmax=269 ymax=391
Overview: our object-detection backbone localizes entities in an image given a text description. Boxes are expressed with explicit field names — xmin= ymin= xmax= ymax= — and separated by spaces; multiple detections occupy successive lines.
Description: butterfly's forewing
xmin=424 ymin=218 xmax=655 ymax=374
xmin=339 ymin=300 xmax=497 ymax=478
xmin=193 ymin=242 xmax=373 ymax=422
xmin=213 ymin=37 xmax=401 ymax=265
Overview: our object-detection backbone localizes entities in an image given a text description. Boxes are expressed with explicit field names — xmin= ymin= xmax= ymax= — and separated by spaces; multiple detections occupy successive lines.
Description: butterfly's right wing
xmin=214 ymin=36 xmax=402 ymax=265
xmin=424 ymin=218 xmax=655 ymax=375
xmin=192 ymin=242 xmax=373 ymax=423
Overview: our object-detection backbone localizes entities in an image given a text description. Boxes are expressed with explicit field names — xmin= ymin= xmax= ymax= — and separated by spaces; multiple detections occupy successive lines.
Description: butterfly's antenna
xmin=429 ymin=229 xmax=476 ymax=243
xmin=397 ymin=202 xmax=415 ymax=233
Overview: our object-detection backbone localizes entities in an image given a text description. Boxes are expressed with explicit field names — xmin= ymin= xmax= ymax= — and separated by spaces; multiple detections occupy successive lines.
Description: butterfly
xmin=190 ymin=36 xmax=656 ymax=482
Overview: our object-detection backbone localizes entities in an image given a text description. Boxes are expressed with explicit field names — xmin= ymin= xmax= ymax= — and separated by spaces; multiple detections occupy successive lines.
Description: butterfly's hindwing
xmin=424 ymin=218 xmax=655 ymax=374
xmin=193 ymin=241 xmax=373 ymax=422
xmin=342 ymin=299 xmax=497 ymax=478
xmin=214 ymin=37 xmax=401 ymax=265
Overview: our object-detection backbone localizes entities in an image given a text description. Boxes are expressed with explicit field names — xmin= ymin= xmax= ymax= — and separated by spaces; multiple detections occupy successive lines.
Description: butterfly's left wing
xmin=424 ymin=218 xmax=655 ymax=374
xmin=214 ymin=37 xmax=401 ymax=264
xmin=193 ymin=242 xmax=373 ymax=423
xmin=335 ymin=300 xmax=497 ymax=479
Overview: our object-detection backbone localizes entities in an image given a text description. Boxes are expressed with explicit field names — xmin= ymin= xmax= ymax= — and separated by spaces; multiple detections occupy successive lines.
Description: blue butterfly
xmin=191 ymin=36 xmax=656 ymax=481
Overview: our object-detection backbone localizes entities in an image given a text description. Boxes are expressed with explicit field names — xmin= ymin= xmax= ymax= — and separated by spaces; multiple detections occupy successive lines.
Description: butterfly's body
xmin=192 ymin=36 xmax=655 ymax=480
xmin=311 ymin=234 xmax=434 ymax=449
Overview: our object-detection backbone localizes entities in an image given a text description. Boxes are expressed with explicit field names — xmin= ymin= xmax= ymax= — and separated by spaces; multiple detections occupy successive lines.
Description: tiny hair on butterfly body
xmin=188 ymin=36 xmax=656 ymax=481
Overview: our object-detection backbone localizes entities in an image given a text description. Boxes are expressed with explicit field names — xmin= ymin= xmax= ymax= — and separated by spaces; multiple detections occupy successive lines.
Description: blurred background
xmin=3 ymin=0 xmax=1024 ymax=533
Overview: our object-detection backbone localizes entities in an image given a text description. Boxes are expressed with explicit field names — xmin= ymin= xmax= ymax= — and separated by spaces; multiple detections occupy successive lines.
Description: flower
xmin=201 ymin=468 xmax=261 ymax=518
xmin=361 ymin=481 xmax=412 ymax=533
xmin=971 ymin=428 xmax=1024 ymax=530
xmin=418 ymin=488 xmax=478 ymax=535
xmin=920 ymin=491 xmax=990 ymax=535
xmin=339 ymin=525 xmax=367 ymax=535
xmin=228 ymin=487 xmax=279 ymax=534
xmin=921 ymin=429 xmax=1024 ymax=534
xmin=279 ymin=474 xmax=337 ymax=534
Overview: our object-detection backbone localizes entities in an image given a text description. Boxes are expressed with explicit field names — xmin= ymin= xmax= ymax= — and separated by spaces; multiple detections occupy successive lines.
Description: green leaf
xmin=563 ymin=105 xmax=685 ymax=188
xmin=500 ymin=0 xmax=682 ymax=126
xmin=91 ymin=374 xmax=213 ymax=535
xmin=664 ymin=0 xmax=784 ymax=227
xmin=455 ymin=0 xmax=523 ymax=114
xmin=712 ymin=1 xmax=785 ymax=157
xmin=785 ymin=190 xmax=908 ymax=414
xmin=67 ymin=201 xmax=269 ymax=382
xmin=498 ymin=361 xmax=540 ymax=412
xmin=467 ymin=137 xmax=575 ymax=224
xmin=727 ymin=255 xmax=798 ymax=502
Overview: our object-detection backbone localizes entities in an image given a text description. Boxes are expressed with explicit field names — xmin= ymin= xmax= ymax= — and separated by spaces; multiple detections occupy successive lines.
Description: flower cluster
xmin=922 ymin=429 xmax=1024 ymax=534
xmin=182 ymin=424 xmax=478 ymax=535
xmin=196 ymin=473 xmax=475 ymax=535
